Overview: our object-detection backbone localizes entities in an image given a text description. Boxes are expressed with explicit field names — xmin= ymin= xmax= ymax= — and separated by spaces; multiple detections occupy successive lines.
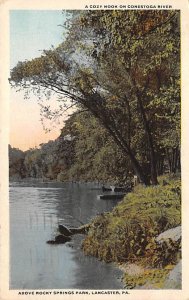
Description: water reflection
xmin=10 ymin=181 xmax=124 ymax=289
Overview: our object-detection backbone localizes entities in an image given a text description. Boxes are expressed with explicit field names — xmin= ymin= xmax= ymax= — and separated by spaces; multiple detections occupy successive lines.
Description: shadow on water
xmin=9 ymin=181 xmax=124 ymax=289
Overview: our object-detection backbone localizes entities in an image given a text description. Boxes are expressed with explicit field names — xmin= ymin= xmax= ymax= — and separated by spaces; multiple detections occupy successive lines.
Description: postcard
xmin=0 ymin=0 xmax=189 ymax=299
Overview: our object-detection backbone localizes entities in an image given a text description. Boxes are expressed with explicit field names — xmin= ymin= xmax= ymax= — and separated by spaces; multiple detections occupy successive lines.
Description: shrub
xmin=82 ymin=174 xmax=181 ymax=267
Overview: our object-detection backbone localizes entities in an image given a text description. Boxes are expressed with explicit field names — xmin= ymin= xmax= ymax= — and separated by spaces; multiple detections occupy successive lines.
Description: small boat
xmin=97 ymin=193 xmax=126 ymax=200
xmin=110 ymin=186 xmax=132 ymax=192
xmin=102 ymin=186 xmax=112 ymax=192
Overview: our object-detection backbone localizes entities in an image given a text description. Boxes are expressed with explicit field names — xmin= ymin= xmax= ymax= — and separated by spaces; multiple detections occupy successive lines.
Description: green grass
xmin=82 ymin=174 xmax=181 ymax=268
xmin=123 ymin=267 xmax=173 ymax=289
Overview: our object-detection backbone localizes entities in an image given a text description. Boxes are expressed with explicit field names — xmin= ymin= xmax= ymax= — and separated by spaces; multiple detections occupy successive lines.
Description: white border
xmin=0 ymin=0 xmax=189 ymax=299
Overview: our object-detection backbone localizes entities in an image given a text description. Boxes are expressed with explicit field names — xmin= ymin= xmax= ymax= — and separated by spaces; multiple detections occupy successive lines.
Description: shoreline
xmin=9 ymin=174 xmax=181 ymax=289
xmin=81 ymin=174 xmax=181 ymax=289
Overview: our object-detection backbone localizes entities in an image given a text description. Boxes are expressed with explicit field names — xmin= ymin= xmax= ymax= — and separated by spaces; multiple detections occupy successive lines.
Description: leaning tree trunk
xmin=99 ymin=119 xmax=151 ymax=186
xmin=79 ymin=93 xmax=151 ymax=186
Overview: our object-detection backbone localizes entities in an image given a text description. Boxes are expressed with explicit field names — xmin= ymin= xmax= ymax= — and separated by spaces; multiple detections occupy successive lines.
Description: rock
xmin=164 ymin=260 xmax=182 ymax=289
xmin=156 ymin=226 xmax=181 ymax=244
xmin=55 ymin=235 xmax=71 ymax=243
xmin=46 ymin=240 xmax=56 ymax=244
xmin=58 ymin=224 xmax=90 ymax=235
xmin=119 ymin=263 xmax=144 ymax=276
xmin=46 ymin=234 xmax=71 ymax=244
xmin=58 ymin=225 xmax=72 ymax=236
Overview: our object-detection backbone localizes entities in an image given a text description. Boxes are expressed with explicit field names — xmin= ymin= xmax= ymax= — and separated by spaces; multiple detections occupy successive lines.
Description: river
xmin=9 ymin=180 xmax=124 ymax=289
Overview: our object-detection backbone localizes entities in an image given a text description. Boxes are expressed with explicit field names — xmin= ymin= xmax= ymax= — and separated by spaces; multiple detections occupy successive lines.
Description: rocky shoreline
xmin=118 ymin=226 xmax=181 ymax=289
xmin=81 ymin=175 xmax=181 ymax=289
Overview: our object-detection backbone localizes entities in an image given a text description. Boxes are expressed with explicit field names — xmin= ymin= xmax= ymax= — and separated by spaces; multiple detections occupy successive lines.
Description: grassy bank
xmin=82 ymin=174 xmax=181 ymax=288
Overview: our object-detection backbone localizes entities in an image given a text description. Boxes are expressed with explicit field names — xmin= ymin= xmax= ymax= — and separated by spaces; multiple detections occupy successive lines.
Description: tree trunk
xmin=156 ymin=154 xmax=164 ymax=175
xmin=136 ymin=92 xmax=158 ymax=185
xmin=101 ymin=122 xmax=150 ymax=185
xmin=82 ymin=93 xmax=151 ymax=185
xmin=166 ymin=148 xmax=172 ymax=173
xmin=171 ymin=146 xmax=180 ymax=173
xmin=177 ymin=148 xmax=181 ymax=172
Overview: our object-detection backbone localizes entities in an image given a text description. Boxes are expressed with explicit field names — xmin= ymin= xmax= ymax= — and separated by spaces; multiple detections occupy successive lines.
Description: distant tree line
xmin=9 ymin=110 xmax=180 ymax=184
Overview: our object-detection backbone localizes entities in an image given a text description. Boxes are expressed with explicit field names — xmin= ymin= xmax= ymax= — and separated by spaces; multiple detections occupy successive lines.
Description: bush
xmin=82 ymin=174 xmax=181 ymax=267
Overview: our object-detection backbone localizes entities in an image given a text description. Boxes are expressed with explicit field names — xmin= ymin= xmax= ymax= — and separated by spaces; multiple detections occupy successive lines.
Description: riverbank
xmin=82 ymin=174 xmax=181 ymax=289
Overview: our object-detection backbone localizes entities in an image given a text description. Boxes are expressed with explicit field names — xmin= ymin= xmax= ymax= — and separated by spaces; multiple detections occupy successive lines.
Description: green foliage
xmin=82 ymin=175 xmax=181 ymax=267
xmin=9 ymin=137 xmax=76 ymax=181
xmin=124 ymin=268 xmax=171 ymax=289
xmin=9 ymin=10 xmax=181 ymax=185
xmin=9 ymin=145 xmax=26 ymax=179
xmin=9 ymin=111 xmax=132 ymax=184
xmin=60 ymin=111 xmax=132 ymax=184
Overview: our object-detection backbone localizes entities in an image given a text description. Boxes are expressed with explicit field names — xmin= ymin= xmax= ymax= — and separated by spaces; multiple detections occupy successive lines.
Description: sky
xmin=10 ymin=10 xmax=68 ymax=151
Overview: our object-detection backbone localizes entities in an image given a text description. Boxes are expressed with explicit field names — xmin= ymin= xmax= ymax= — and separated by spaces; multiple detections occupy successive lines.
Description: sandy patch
xmin=118 ymin=263 xmax=145 ymax=276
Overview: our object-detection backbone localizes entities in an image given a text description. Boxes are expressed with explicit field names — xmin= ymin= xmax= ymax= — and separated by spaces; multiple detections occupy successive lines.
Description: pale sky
xmin=10 ymin=10 xmax=68 ymax=151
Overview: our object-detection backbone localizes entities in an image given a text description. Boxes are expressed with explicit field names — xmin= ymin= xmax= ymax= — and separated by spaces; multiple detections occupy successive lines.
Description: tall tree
xmin=10 ymin=10 xmax=180 ymax=185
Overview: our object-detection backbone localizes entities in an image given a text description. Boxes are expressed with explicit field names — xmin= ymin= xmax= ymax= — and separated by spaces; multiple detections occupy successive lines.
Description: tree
xmin=9 ymin=145 xmax=26 ymax=179
xmin=75 ymin=10 xmax=180 ymax=184
xmin=61 ymin=111 xmax=131 ymax=184
xmin=10 ymin=10 xmax=180 ymax=185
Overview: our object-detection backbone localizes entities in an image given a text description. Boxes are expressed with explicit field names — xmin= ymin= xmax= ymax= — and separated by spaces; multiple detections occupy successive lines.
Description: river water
xmin=9 ymin=180 xmax=124 ymax=289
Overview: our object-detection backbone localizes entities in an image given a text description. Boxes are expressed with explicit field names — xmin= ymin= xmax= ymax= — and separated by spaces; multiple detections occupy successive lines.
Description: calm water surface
xmin=10 ymin=181 xmax=124 ymax=289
